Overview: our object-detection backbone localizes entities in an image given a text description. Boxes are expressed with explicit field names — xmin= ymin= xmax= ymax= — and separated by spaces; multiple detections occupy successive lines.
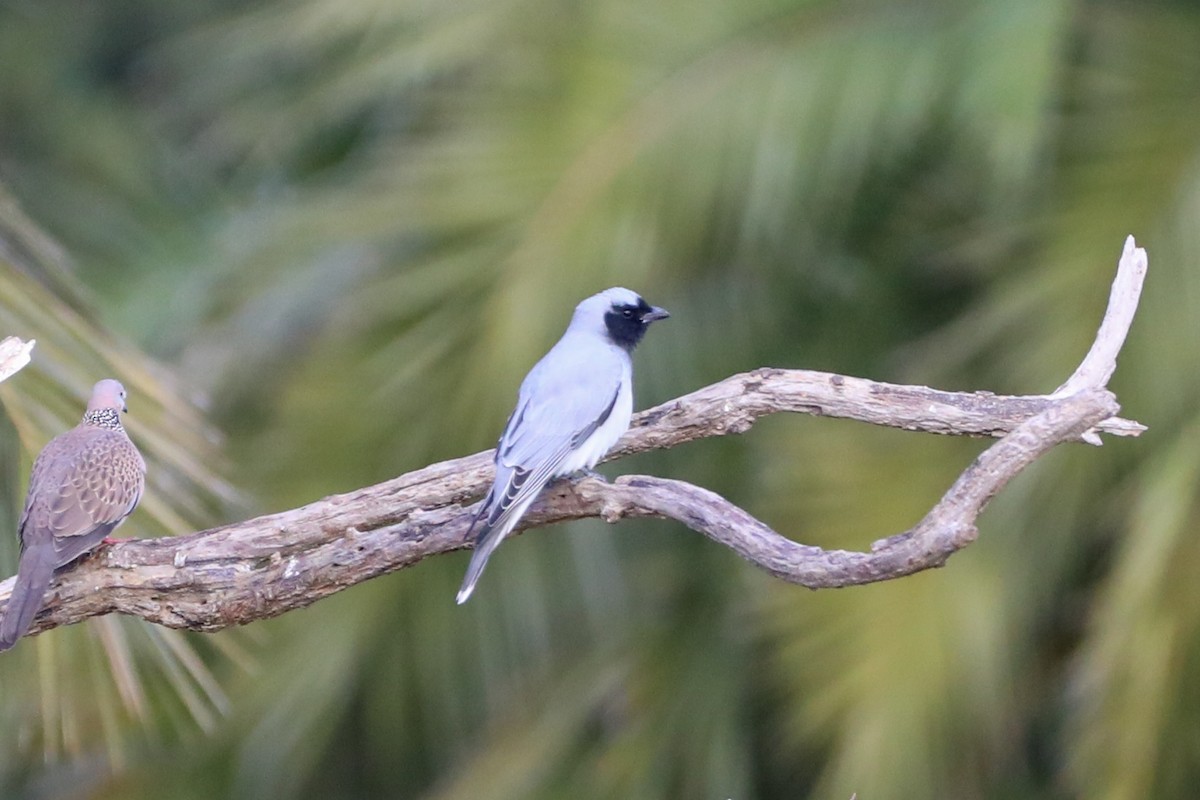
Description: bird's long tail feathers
xmin=0 ymin=540 xmax=57 ymax=652
xmin=456 ymin=518 xmax=511 ymax=605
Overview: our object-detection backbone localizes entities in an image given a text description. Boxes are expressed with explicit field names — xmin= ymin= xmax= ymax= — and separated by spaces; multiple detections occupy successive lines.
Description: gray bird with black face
xmin=456 ymin=287 xmax=669 ymax=604
xmin=0 ymin=379 xmax=145 ymax=651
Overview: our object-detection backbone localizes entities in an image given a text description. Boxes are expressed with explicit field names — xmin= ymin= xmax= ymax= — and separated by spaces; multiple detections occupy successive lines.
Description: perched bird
xmin=457 ymin=287 xmax=669 ymax=604
xmin=0 ymin=379 xmax=145 ymax=651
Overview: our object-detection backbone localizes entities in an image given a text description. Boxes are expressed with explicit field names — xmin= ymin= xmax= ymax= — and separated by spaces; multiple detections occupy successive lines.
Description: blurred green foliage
xmin=0 ymin=0 xmax=1199 ymax=797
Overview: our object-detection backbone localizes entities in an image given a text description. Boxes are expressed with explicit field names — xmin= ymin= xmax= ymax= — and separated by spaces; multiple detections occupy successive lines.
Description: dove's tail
xmin=0 ymin=539 xmax=57 ymax=652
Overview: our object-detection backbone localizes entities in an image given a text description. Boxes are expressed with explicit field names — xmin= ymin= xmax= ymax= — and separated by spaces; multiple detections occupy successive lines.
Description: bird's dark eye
xmin=622 ymin=308 xmax=635 ymax=318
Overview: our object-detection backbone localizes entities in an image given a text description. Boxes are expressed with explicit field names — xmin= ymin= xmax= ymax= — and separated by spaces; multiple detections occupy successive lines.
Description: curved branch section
xmin=0 ymin=238 xmax=1147 ymax=639
xmin=558 ymin=390 xmax=1117 ymax=588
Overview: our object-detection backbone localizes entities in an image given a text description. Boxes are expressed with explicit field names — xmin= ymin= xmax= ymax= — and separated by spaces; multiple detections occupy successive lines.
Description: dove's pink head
xmin=87 ymin=379 xmax=129 ymax=414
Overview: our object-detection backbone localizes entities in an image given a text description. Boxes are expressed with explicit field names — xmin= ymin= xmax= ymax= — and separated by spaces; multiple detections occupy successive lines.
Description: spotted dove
xmin=0 ymin=379 xmax=145 ymax=651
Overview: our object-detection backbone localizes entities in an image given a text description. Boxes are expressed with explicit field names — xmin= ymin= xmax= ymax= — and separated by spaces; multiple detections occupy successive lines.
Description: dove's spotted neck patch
xmin=83 ymin=408 xmax=124 ymax=430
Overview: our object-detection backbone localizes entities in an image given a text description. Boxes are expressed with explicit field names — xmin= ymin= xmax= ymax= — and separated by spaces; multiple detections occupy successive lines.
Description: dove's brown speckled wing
xmin=1 ymin=397 xmax=145 ymax=652
xmin=19 ymin=425 xmax=145 ymax=564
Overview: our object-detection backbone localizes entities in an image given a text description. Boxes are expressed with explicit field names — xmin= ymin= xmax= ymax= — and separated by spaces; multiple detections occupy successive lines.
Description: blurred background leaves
xmin=0 ymin=0 xmax=1198 ymax=797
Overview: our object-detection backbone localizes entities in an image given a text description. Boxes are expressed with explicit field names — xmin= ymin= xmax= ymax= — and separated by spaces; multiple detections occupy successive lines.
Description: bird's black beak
xmin=643 ymin=306 xmax=670 ymax=323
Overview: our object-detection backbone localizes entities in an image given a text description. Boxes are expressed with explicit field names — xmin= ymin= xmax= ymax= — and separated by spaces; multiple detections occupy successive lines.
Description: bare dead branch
xmin=1053 ymin=235 xmax=1148 ymax=398
xmin=0 ymin=239 xmax=1148 ymax=639
xmin=0 ymin=336 xmax=34 ymax=385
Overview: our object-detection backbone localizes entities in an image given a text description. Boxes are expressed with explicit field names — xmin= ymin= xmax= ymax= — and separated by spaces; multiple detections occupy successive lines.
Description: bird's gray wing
xmin=480 ymin=387 xmax=619 ymax=529
xmin=498 ymin=341 xmax=625 ymax=466
xmin=481 ymin=343 xmax=625 ymax=527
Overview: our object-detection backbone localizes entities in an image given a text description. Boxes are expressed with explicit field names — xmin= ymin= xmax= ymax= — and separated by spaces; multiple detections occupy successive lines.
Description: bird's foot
xmin=102 ymin=536 xmax=134 ymax=545
xmin=570 ymin=468 xmax=606 ymax=482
